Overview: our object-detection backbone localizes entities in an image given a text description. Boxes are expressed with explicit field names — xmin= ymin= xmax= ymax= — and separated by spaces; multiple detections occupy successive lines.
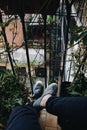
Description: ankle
xmin=40 ymin=94 xmax=52 ymax=107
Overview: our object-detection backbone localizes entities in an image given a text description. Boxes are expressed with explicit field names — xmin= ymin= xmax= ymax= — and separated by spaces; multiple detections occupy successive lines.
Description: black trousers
xmin=46 ymin=96 xmax=87 ymax=130
xmin=5 ymin=103 xmax=42 ymax=130
xmin=6 ymin=97 xmax=87 ymax=130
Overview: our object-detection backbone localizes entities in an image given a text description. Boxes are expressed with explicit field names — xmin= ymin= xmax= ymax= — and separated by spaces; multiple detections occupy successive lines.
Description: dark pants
xmin=46 ymin=96 xmax=87 ymax=130
xmin=5 ymin=103 xmax=42 ymax=130
xmin=6 ymin=97 xmax=87 ymax=130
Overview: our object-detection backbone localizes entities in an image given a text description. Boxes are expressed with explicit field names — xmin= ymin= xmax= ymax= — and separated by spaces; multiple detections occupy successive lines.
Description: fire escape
xmin=0 ymin=0 xmax=87 ymax=94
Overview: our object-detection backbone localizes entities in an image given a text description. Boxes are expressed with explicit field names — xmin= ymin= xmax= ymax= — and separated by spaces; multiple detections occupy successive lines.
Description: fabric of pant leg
xmin=46 ymin=96 xmax=87 ymax=130
xmin=5 ymin=103 xmax=42 ymax=130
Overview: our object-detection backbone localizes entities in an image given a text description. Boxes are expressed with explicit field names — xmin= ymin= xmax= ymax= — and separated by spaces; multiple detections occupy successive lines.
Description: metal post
xmin=17 ymin=0 xmax=33 ymax=94
xmin=43 ymin=14 xmax=47 ymax=88
xmin=20 ymin=14 xmax=33 ymax=94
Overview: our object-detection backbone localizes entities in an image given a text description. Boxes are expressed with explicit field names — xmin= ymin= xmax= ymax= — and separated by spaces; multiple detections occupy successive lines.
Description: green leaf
xmin=72 ymin=25 xmax=86 ymax=34
xmin=77 ymin=30 xmax=87 ymax=41
xmin=0 ymin=18 xmax=15 ymax=28
xmin=69 ymin=91 xmax=81 ymax=96
xmin=70 ymin=25 xmax=87 ymax=45
xmin=83 ymin=35 xmax=87 ymax=45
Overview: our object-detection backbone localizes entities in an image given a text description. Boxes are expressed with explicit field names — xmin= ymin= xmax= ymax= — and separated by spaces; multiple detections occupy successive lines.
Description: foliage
xmin=46 ymin=15 xmax=54 ymax=24
xmin=0 ymin=18 xmax=15 ymax=28
xmin=68 ymin=25 xmax=87 ymax=96
xmin=68 ymin=46 xmax=87 ymax=96
xmin=68 ymin=73 xmax=87 ymax=96
xmin=71 ymin=44 xmax=87 ymax=74
xmin=0 ymin=69 xmax=28 ymax=125
xmin=71 ymin=25 xmax=87 ymax=46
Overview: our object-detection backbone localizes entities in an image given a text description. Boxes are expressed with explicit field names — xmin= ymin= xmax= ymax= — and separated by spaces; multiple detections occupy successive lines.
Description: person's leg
xmin=33 ymin=83 xmax=87 ymax=130
xmin=6 ymin=103 xmax=42 ymax=130
xmin=45 ymin=96 xmax=87 ymax=130
xmin=34 ymin=95 xmax=87 ymax=130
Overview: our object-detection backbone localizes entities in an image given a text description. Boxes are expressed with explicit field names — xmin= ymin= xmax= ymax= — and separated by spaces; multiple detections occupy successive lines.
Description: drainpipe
xmin=61 ymin=0 xmax=72 ymax=82
xmin=58 ymin=0 xmax=72 ymax=96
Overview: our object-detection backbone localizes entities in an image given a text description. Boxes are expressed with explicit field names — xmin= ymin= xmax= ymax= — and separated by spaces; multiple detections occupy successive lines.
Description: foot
xmin=31 ymin=81 xmax=44 ymax=99
xmin=33 ymin=83 xmax=58 ymax=109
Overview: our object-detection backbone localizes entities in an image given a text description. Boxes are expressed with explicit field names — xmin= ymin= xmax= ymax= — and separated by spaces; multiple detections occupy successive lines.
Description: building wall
xmin=5 ymin=20 xmax=23 ymax=47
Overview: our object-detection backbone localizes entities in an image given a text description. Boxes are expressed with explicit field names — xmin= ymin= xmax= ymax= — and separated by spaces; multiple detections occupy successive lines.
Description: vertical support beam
xmin=61 ymin=0 xmax=71 ymax=82
xmin=20 ymin=13 xmax=33 ymax=94
xmin=43 ymin=15 xmax=47 ymax=88
xmin=0 ymin=13 xmax=16 ymax=75
xmin=57 ymin=0 xmax=65 ymax=96
xmin=17 ymin=0 xmax=33 ymax=94
xmin=58 ymin=0 xmax=75 ymax=96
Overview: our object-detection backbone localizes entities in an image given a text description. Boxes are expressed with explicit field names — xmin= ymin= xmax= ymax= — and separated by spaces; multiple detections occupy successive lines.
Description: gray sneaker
xmin=33 ymin=83 xmax=58 ymax=109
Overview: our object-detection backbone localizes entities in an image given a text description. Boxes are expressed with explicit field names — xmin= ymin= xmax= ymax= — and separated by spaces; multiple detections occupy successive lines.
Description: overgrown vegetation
xmin=0 ymin=69 xmax=28 ymax=125
xmin=68 ymin=25 xmax=87 ymax=96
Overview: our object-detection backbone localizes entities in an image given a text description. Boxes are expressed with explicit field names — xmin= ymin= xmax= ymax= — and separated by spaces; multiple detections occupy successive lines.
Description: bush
xmin=0 ymin=69 xmax=28 ymax=125
xmin=68 ymin=73 xmax=87 ymax=96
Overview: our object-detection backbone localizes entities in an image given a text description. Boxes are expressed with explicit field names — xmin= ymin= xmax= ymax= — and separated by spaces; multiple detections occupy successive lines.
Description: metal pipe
xmin=17 ymin=0 xmax=33 ymax=94
xmin=20 ymin=13 xmax=33 ymax=94
xmin=43 ymin=14 xmax=47 ymax=88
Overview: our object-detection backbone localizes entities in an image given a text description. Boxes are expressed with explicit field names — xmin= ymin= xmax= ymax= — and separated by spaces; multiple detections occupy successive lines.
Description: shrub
xmin=0 ymin=69 xmax=28 ymax=125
